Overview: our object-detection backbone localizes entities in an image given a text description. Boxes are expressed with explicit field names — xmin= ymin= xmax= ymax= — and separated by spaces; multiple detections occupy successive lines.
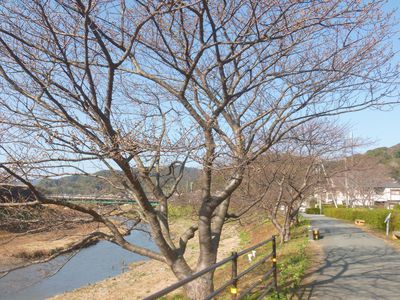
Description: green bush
xmin=322 ymin=204 xmax=334 ymax=209
xmin=324 ymin=207 xmax=400 ymax=231
xmin=305 ymin=207 xmax=320 ymax=214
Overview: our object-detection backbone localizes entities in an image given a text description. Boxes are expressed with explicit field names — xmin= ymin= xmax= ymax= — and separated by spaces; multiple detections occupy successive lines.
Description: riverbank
xmin=50 ymin=220 xmax=241 ymax=300
xmin=1 ymin=206 xmax=312 ymax=299
xmin=0 ymin=204 xmax=129 ymax=275
xmin=50 ymin=217 xmax=313 ymax=300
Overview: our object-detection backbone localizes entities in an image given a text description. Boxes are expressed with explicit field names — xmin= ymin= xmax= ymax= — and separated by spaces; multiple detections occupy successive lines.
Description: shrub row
xmin=324 ymin=207 xmax=400 ymax=231
xmin=305 ymin=207 xmax=321 ymax=214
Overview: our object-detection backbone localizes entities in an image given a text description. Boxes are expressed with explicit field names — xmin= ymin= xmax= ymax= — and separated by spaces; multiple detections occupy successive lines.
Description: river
xmin=0 ymin=227 xmax=157 ymax=300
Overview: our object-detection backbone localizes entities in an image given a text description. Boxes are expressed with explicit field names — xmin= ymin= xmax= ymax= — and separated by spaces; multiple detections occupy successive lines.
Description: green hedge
xmin=324 ymin=207 xmax=400 ymax=231
xmin=305 ymin=208 xmax=321 ymax=214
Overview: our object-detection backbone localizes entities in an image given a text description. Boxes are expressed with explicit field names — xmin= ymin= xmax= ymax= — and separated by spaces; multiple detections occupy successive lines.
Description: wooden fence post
xmin=272 ymin=235 xmax=278 ymax=292
xmin=231 ymin=251 xmax=238 ymax=300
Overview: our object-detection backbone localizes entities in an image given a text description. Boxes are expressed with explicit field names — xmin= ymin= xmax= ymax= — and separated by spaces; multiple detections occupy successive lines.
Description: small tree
xmin=238 ymin=121 xmax=351 ymax=243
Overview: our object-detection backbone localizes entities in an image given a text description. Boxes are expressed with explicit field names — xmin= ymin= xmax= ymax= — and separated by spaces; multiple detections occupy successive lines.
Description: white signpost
xmin=384 ymin=213 xmax=391 ymax=237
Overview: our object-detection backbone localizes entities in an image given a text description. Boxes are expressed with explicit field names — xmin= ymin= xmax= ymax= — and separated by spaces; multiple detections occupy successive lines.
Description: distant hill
xmin=37 ymin=144 xmax=400 ymax=196
xmin=365 ymin=144 xmax=400 ymax=180
xmin=37 ymin=167 xmax=202 ymax=196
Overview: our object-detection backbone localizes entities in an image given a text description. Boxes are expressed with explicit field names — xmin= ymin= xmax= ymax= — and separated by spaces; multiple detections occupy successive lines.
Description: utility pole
xmin=320 ymin=162 xmax=338 ymax=208
xmin=344 ymin=138 xmax=350 ymax=207
xmin=344 ymin=156 xmax=349 ymax=207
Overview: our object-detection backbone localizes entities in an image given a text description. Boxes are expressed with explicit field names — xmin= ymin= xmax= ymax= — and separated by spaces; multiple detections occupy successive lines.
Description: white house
xmin=316 ymin=182 xmax=400 ymax=208
xmin=372 ymin=183 xmax=400 ymax=208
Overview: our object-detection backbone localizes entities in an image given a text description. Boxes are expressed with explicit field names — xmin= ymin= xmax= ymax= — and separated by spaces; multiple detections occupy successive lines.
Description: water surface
xmin=0 ymin=227 xmax=157 ymax=300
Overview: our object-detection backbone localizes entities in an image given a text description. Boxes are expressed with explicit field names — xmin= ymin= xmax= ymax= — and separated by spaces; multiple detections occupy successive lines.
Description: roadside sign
xmin=385 ymin=213 xmax=391 ymax=223
xmin=385 ymin=213 xmax=391 ymax=236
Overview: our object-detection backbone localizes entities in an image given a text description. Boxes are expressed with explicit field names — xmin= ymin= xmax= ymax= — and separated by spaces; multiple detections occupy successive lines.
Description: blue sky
xmin=338 ymin=0 xmax=400 ymax=152
xmin=340 ymin=105 xmax=400 ymax=150
xmin=1 ymin=1 xmax=399 ymax=175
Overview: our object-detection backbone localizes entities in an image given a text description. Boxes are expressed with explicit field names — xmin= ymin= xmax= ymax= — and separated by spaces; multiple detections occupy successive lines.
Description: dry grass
xmin=50 ymin=219 xmax=242 ymax=300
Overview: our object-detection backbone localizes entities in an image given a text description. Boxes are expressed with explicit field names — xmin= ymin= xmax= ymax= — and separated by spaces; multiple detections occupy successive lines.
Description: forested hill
xmin=36 ymin=144 xmax=400 ymax=196
xmin=37 ymin=167 xmax=202 ymax=196
xmin=364 ymin=144 xmax=400 ymax=180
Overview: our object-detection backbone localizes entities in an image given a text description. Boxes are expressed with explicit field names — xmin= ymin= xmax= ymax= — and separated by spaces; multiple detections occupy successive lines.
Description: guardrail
xmin=144 ymin=235 xmax=278 ymax=300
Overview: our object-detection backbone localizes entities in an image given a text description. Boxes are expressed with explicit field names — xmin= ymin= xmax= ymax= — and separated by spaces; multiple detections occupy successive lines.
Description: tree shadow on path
xmin=292 ymin=217 xmax=400 ymax=300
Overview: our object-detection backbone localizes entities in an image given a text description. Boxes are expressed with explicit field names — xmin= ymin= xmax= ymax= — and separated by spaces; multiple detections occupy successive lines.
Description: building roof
xmin=375 ymin=182 xmax=400 ymax=188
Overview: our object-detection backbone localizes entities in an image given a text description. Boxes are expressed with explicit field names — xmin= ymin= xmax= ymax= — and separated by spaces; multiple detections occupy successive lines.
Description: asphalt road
xmin=299 ymin=214 xmax=400 ymax=300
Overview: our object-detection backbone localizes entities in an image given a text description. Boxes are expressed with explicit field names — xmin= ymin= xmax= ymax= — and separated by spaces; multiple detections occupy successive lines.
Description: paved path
xmin=299 ymin=214 xmax=400 ymax=300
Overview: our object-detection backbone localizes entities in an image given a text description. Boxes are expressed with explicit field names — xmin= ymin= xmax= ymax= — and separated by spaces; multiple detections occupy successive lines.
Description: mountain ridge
xmin=37 ymin=167 xmax=202 ymax=196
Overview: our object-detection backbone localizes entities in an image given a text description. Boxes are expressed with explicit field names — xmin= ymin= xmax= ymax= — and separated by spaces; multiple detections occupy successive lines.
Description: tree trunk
xmin=182 ymin=198 xmax=229 ymax=299
xmin=184 ymin=273 xmax=214 ymax=299
xmin=294 ymin=214 xmax=300 ymax=226
xmin=281 ymin=219 xmax=291 ymax=243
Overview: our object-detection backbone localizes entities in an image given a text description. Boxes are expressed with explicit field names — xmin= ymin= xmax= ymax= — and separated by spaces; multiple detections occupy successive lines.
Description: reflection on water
xmin=0 ymin=226 xmax=157 ymax=300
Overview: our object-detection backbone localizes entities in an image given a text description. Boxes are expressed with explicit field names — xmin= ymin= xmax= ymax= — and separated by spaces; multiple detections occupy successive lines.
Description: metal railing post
xmin=231 ymin=251 xmax=238 ymax=300
xmin=272 ymin=235 xmax=278 ymax=292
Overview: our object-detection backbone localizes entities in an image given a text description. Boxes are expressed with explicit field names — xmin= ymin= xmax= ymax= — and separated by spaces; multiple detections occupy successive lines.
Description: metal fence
xmin=144 ymin=235 xmax=278 ymax=300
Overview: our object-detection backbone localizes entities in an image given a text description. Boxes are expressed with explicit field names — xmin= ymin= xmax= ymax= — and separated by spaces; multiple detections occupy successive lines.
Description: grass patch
xmin=168 ymin=204 xmax=195 ymax=220
xmin=216 ymin=218 xmax=311 ymax=300
xmin=239 ymin=230 xmax=251 ymax=246
xmin=267 ymin=220 xmax=310 ymax=299
xmin=239 ymin=218 xmax=310 ymax=300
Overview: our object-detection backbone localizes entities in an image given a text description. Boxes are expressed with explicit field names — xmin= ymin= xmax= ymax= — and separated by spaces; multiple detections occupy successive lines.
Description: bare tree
xmin=327 ymin=155 xmax=392 ymax=207
xmin=238 ymin=121 xmax=351 ymax=243
xmin=0 ymin=1 xmax=398 ymax=297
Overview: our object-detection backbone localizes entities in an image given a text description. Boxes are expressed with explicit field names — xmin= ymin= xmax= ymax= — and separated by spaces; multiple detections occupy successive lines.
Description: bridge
xmin=48 ymin=195 xmax=159 ymax=206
